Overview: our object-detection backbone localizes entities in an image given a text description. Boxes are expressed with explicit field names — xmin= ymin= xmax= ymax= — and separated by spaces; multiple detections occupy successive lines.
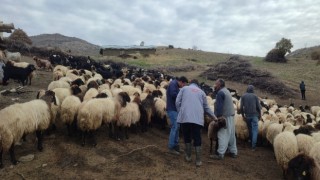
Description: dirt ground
xmin=0 ymin=58 xmax=287 ymax=179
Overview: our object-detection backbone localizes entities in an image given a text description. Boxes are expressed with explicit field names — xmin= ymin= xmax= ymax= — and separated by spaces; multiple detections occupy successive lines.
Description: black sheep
xmin=2 ymin=62 xmax=36 ymax=86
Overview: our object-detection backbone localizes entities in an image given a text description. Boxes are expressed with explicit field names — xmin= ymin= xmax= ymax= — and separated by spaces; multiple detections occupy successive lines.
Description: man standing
xmin=210 ymin=79 xmax=237 ymax=160
xmin=240 ymin=85 xmax=261 ymax=151
xmin=176 ymin=79 xmax=217 ymax=166
xmin=167 ymin=76 xmax=188 ymax=155
xmin=300 ymin=81 xmax=306 ymax=100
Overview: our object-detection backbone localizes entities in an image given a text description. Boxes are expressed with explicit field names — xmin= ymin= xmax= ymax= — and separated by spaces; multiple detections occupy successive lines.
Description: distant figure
xmin=300 ymin=81 xmax=306 ymax=100
xmin=0 ymin=59 xmax=5 ymax=84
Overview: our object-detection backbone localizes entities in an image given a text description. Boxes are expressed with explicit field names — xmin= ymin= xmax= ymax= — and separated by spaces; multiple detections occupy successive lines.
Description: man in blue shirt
xmin=167 ymin=76 xmax=188 ymax=155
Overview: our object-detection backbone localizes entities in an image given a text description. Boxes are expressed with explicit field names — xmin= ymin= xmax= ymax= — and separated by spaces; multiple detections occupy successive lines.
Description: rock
xmin=18 ymin=154 xmax=35 ymax=162
xmin=42 ymin=164 xmax=47 ymax=167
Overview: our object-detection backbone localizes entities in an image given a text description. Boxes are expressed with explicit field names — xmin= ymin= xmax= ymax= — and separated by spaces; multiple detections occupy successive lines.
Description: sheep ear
xmin=36 ymin=91 xmax=40 ymax=99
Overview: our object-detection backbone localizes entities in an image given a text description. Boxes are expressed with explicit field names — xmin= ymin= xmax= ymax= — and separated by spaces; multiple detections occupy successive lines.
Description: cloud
xmin=1 ymin=0 xmax=319 ymax=56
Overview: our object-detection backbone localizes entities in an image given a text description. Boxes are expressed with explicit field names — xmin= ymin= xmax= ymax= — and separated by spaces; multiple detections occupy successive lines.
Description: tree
xmin=275 ymin=38 xmax=293 ymax=57
xmin=9 ymin=28 xmax=32 ymax=45
xmin=265 ymin=37 xmax=293 ymax=63
xmin=140 ymin=41 xmax=144 ymax=46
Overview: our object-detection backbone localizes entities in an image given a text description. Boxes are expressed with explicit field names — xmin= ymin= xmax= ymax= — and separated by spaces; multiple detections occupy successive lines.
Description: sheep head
xmin=287 ymin=154 xmax=315 ymax=180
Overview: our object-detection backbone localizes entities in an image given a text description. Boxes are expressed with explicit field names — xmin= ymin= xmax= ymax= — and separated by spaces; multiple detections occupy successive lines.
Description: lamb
xmin=296 ymin=134 xmax=315 ymax=154
xmin=273 ymin=131 xmax=299 ymax=177
xmin=287 ymin=154 xmax=320 ymax=180
xmin=208 ymin=117 xmax=226 ymax=154
xmin=3 ymin=50 xmax=21 ymax=62
xmin=0 ymin=90 xmax=56 ymax=168
xmin=33 ymin=56 xmax=53 ymax=71
xmin=2 ymin=60 xmax=36 ymax=86
xmin=60 ymin=95 xmax=82 ymax=136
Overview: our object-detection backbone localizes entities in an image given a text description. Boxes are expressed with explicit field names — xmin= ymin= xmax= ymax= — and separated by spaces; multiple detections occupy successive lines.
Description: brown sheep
xmin=33 ymin=56 xmax=53 ymax=71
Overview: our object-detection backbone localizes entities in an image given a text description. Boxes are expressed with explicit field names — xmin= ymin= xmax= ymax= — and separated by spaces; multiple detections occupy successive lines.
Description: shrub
xmin=265 ymin=48 xmax=287 ymax=63
xmin=311 ymin=51 xmax=320 ymax=60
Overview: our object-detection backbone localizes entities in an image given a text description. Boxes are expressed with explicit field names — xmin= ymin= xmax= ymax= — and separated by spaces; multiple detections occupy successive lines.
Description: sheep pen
xmin=0 ymin=55 xmax=285 ymax=179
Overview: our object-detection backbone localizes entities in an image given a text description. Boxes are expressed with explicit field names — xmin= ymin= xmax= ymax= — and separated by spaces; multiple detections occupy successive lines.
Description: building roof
xmin=102 ymin=45 xmax=156 ymax=50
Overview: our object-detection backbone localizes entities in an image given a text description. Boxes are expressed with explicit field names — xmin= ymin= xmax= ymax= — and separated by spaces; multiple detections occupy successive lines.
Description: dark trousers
xmin=181 ymin=123 xmax=202 ymax=147
xmin=301 ymin=90 xmax=306 ymax=100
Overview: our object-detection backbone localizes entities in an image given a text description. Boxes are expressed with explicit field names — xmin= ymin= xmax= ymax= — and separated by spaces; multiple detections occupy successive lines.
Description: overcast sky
xmin=1 ymin=0 xmax=319 ymax=56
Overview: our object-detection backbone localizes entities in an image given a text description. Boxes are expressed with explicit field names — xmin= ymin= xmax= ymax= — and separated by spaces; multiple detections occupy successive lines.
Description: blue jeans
xmin=245 ymin=116 xmax=259 ymax=149
xmin=167 ymin=111 xmax=179 ymax=149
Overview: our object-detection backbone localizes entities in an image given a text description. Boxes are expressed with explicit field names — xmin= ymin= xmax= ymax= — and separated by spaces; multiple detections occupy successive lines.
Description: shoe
xmin=230 ymin=153 xmax=237 ymax=158
xmin=174 ymin=145 xmax=184 ymax=153
xmin=195 ymin=146 xmax=202 ymax=166
xmin=185 ymin=143 xmax=192 ymax=162
xmin=169 ymin=148 xmax=180 ymax=155
xmin=210 ymin=154 xmax=223 ymax=160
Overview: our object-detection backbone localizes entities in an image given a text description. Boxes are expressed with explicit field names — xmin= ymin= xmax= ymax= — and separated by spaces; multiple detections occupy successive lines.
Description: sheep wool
xmin=60 ymin=96 xmax=82 ymax=125
xmin=296 ymin=134 xmax=316 ymax=154
xmin=48 ymin=80 xmax=70 ymax=90
xmin=309 ymin=142 xmax=320 ymax=167
xmin=0 ymin=99 xmax=51 ymax=152
xmin=266 ymin=122 xmax=284 ymax=145
xmin=273 ymin=131 xmax=299 ymax=173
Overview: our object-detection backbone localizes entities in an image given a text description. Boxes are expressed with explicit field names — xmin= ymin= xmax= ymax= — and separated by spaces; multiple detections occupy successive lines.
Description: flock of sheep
xmin=0 ymin=50 xmax=320 ymax=180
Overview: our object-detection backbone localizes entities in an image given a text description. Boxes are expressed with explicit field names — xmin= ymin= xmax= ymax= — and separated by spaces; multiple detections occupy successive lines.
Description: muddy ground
xmin=0 ymin=58 xmax=284 ymax=180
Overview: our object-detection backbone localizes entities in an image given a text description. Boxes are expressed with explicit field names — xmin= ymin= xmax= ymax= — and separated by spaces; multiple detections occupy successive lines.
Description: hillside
xmin=287 ymin=45 xmax=320 ymax=59
xmin=30 ymin=33 xmax=101 ymax=56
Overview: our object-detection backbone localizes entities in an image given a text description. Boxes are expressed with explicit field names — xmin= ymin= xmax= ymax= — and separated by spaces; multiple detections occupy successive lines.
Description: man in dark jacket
xmin=300 ymin=81 xmax=306 ymax=100
xmin=166 ymin=76 xmax=188 ymax=155
xmin=240 ymin=85 xmax=261 ymax=151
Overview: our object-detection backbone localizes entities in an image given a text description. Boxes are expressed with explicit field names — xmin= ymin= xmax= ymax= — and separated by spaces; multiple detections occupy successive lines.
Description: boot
xmin=185 ymin=143 xmax=192 ymax=162
xmin=195 ymin=146 xmax=202 ymax=167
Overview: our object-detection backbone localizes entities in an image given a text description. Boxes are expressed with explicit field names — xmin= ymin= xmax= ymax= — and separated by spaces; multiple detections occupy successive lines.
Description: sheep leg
xmin=67 ymin=124 xmax=72 ymax=136
xmin=210 ymin=138 xmax=213 ymax=154
xmin=90 ymin=131 xmax=97 ymax=147
xmin=81 ymin=131 xmax=87 ymax=147
xmin=108 ymin=122 xmax=114 ymax=138
xmin=22 ymin=134 xmax=27 ymax=142
xmin=215 ymin=139 xmax=219 ymax=155
xmin=0 ymin=149 xmax=3 ymax=168
xmin=9 ymin=145 xmax=18 ymax=165
xmin=36 ymin=130 xmax=44 ymax=151
xmin=125 ymin=127 xmax=129 ymax=139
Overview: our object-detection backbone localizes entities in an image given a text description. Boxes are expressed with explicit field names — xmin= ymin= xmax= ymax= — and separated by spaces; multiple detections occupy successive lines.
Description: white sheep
xmin=309 ymin=142 xmax=320 ymax=167
xmin=83 ymin=88 xmax=99 ymax=101
xmin=60 ymin=95 xmax=82 ymax=135
xmin=77 ymin=97 xmax=119 ymax=146
xmin=121 ymin=85 xmax=142 ymax=96
xmin=0 ymin=91 xmax=56 ymax=167
xmin=273 ymin=131 xmax=299 ymax=176
xmin=53 ymin=65 xmax=69 ymax=76
xmin=266 ymin=122 xmax=284 ymax=145
xmin=234 ymin=114 xmax=249 ymax=142
xmin=3 ymin=50 xmax=21 ymax=62
xmin=296 ymin=134 xmax=316 ymax=154
xmin=48 ymin=80 xmax=70 ymax=90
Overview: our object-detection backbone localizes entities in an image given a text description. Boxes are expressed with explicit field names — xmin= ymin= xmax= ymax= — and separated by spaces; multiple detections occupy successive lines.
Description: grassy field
xmin=93 ymin=48 xmax=320 ymax=105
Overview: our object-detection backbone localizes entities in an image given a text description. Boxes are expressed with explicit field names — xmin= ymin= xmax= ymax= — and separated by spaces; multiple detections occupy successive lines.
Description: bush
xmin=311 ymin=51 xmax=320 ymax=60
xmin=9 ymin=28 xmax=32 ymax=45
xmin=168 ymin=45 xmax=174 ymax=49
xmin=265 ymin=48 xmax=287 ymax=63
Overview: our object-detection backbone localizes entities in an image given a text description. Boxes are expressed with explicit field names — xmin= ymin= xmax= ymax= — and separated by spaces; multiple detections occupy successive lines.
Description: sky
xmin=1 ymin=0 xmax=320 ymax=57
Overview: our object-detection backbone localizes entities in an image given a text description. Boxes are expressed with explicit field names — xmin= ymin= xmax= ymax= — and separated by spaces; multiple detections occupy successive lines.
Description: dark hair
xmin=178 ymin=76 xmax=188 ymax=83
xmin=190 ymin=79 xmax=199 ymax=86
xmin=218 ymin=79 xmax=225 ymax=87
